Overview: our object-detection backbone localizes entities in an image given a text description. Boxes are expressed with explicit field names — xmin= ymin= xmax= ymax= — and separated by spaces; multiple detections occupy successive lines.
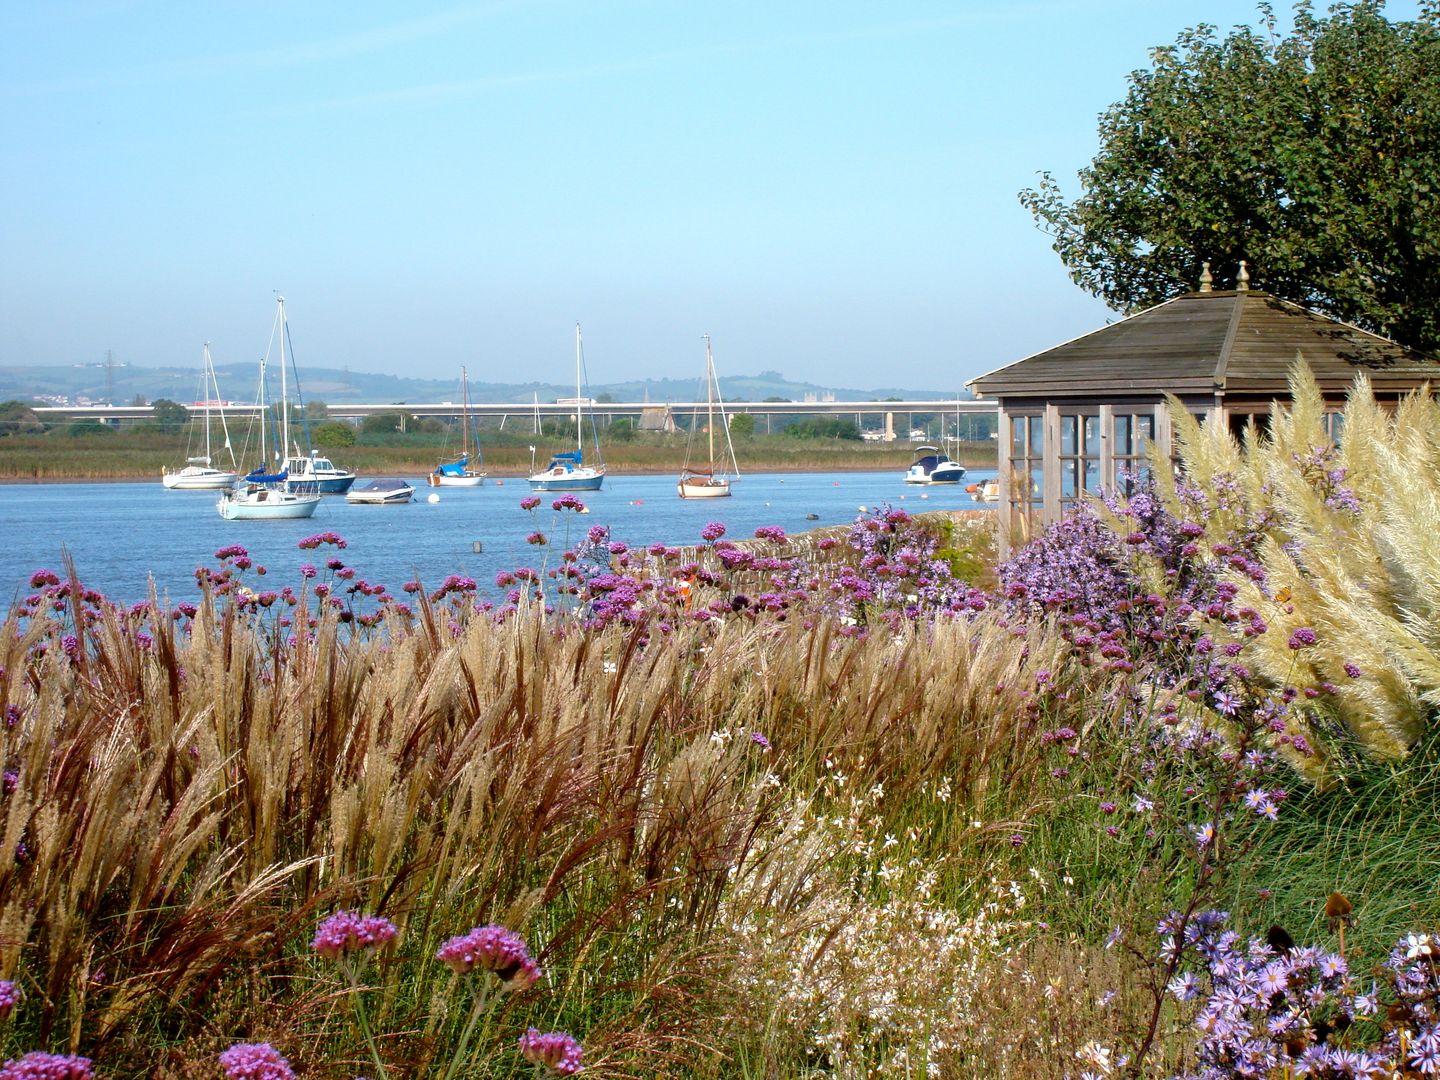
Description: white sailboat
xmin=678 ymin=335 xmax=740 ymax=499
xmin=217 ymin=297 xmax=322 ymax=521
xmin=528 ymin=324 xmax=605 ymax=492
xmin=429 ymin=366 xmax=487 ymax=487
xmin=162 ymin=343 xmax=239 ymax=490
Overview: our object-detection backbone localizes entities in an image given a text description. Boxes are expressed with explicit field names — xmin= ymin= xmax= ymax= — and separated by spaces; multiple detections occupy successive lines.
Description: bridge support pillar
xmin=884 ymin=412 xmax=894 ymax=442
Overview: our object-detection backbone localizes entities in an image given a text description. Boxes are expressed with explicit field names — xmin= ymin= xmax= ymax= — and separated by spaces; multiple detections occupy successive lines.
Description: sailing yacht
xmin=162 ymin=344 xmax=239 ymax=490
xmin=429 ymin=366 xmax=487 ymax=487
xmin=677 ymin=335 xmax=740 ymax=499
xmin=528 ymin=324 xmax=606 ymax=492
xmin=217 ymin=297 xmax=322 ymax=520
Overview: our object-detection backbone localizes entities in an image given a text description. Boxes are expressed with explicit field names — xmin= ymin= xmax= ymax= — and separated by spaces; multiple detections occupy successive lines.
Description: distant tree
xmin=312 ymin=421 xmax=357 ymax=448
xmin=65 ymin=420 xmax=114 ymax=437
xmin=607 ymin=417 xmax=636 ymax=441
xmin=1020 ymin=2 xmax=1440 ymax=350
xmin=785 ymin=417 xmax=860 ymax=440
xmin=361 ymin=412 xmax=404 ymax=435
xmin=728 ymin=413 xmax=757 ymax=438
xmin=151 ymin=398 xmax=188 ymax=431
xmin=594 ymin=392 xmax=616 ymax=404
xmin=304 ymin=400 xmax=329 ymax=420
xmin=0 ymin=400 xmax=44 ymax=437
xmin=416 ymin=418 xmax=446 ymax=435
xmin=762 ymin=395 xmax=791 ymax=403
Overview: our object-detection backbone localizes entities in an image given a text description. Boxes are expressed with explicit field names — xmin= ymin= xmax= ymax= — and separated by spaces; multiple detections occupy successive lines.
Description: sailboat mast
xmin=704 ymin=335 xmax=715 ymax=473
xmin=574 ymin=323 xmax=583 ymax=453
xmin=277 ymin=296 xmax=289 ymax=461
xmin=461 ymin=365 xmax=471 ymax=458
xmin=201 ymin=343 xmax=213 ymax=465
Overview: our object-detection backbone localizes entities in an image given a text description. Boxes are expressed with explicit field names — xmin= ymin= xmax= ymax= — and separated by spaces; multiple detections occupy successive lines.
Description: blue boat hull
xmin=528 ymin=475 xmax=604 ymax=492
xmin=286 ymin=475 xmax=356 ymax=495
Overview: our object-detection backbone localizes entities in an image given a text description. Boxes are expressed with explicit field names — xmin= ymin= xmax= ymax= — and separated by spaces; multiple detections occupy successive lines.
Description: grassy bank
xmin=0 ymin=432 xmax=997 ymax=481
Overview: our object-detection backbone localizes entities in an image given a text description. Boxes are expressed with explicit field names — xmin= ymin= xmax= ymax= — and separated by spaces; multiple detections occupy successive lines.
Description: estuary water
xmin=0 ymin=469 xmax=997 ymax=605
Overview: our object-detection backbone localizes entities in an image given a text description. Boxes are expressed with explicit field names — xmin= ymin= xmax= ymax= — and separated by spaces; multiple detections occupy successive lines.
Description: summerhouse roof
xmin=968 ymin=290 xmax=1440 ymax=400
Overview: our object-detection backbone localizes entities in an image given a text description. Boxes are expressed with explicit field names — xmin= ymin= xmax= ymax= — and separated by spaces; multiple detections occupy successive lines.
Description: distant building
xmin=637 ymin=405 xmax=677 ymax=433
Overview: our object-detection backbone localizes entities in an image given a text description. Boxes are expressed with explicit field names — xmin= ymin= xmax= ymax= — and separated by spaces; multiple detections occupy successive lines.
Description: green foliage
xmin=150 ymin=397 xmax=188 ymax=431
xmin=361 ymin=411 xmax=406 ymax=435
xmin=1020 ymin=1 xmax=1440 ymax=350
xmin=304 ymin=399 xmax=329 ymax=420
xmin=784 ymin=416 xmax=861 ymax=440
xmin=0 ymin=400 xmax=44 ymax=437
xmin=607 ymin=416 xmax=636 ymax=441
xmin=64 ymin=419 xmax=114 ymax=437
xmin=727 ymin=412 xmax=756 ymax=438
xmin=312 ymin=420 xmax=357 ymax=448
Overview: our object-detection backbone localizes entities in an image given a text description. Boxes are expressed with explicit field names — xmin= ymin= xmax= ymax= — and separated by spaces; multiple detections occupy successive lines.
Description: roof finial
xmin=1199 ymin=261 xmax=1213 ymax=292
xmin=1236 ymin=260 xmax=1250 ymax=291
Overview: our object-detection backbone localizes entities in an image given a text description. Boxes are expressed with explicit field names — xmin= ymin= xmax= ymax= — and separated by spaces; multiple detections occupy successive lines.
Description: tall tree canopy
xmin=1020 ymin=1 xmax=1440 ymax=351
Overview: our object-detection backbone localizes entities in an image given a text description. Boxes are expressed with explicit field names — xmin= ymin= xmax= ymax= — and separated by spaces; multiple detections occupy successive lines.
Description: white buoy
xmin=427 ymin=493 xmax=440 ymax=504
xmin=858 ymin=505 xmax=868 ymax=513
xmin=921 ymin=493 xmax=929 ymax=499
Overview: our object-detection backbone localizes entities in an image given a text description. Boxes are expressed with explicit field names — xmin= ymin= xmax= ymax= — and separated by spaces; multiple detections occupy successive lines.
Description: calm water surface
xmin=0 ymin=469 xmax=997 ymax=604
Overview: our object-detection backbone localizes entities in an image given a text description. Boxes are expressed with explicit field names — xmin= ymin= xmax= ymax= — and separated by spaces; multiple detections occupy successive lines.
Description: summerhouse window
xmin=1009 ymin=414 xmax=1043 ymax=516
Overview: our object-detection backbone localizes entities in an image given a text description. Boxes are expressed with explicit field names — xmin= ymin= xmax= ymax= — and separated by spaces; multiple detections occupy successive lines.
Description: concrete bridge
xmin=37 ymin=398 xmax=999 ymax=436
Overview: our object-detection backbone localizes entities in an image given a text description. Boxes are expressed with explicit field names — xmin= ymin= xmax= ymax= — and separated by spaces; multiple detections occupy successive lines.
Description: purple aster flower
xmin=436 ymin=925 xmax=541 ymax=989
xmin=311 ymin=910 xmax=398 ymax=960
xmin=518 ymin=1028 xmax=583 ymax=1075
xmin=0 ymin=1054 xmax=95 ymax=1079
xmin=218 ymin=1042 xmax=296 ymax=1080
xmin=750 ymin=731 xmax=770 ymax=750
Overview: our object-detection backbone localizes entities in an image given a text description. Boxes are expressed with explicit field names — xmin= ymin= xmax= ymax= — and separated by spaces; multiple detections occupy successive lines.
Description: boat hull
xmin=929 ymin=463 xmax=966 ymax=484
xmin=678 ymin=477 xmax=731 ymax=499
xmin=528 ymin=468 xmax=605 ymax=492
xmin=162 ymin=468 xmax=239 ymax=490
xmin=284 ymin=474 xmax=355 ymax=495
xmin=346 ymin=485 xmax=414 ymax=505
xmin=428 ymin=472 xmax=487 ymax=488
xmin=217 ymin=490 xmax=322 ymax=520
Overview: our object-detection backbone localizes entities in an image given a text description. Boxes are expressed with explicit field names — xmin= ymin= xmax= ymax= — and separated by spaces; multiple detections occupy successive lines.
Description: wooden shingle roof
xmin=968 ymin=290 xmax=1440 ymax=399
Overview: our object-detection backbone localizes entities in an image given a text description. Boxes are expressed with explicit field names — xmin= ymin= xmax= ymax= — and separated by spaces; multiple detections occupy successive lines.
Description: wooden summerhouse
xmin=967 ymin=266 xmax=1440 ymax=544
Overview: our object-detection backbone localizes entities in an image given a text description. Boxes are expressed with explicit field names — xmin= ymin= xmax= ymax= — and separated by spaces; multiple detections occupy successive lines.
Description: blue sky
xmin=0 ymin=1 xmax=1423 ymax=392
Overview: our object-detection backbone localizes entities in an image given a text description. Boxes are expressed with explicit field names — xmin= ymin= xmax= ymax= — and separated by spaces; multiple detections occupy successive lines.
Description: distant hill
xmin=0 ymin=362 xmax=959 ymax=407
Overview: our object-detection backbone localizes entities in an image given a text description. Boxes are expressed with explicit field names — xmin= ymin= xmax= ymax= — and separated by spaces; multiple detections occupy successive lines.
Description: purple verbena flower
xmin=0 ymin=1054 xmax=95 ymax=1079
xmin=518 ymin=1028 xmax=583 ymax=1075
xmin=217 ymin=1042 xmax=296 ymax=1080
xmin=311 ymin=910 xmax=398 ymax=960
xmin=435 ymin=925 xmax=541 ymax=988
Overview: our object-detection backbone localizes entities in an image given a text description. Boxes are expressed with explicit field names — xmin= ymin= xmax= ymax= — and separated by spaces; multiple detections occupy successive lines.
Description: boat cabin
xmin=967 ymin=263 xmax=1440 ymax=549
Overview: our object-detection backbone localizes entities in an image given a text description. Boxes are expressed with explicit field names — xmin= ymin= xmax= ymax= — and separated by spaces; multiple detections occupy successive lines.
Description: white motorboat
xmin=904 ymin=446 xmax=966 ymax=484
xmin=528 ymin=324 xmax=605 ymax=492
xmin=678 ymin=335 xmax=740 ymax=499
xmin=162 ymin=343 xmax=239 ymax=490
xmin=346 ymin=479 xmax=415 ymax=505
xmin=217 ymin=297 xmax=321 ymax=521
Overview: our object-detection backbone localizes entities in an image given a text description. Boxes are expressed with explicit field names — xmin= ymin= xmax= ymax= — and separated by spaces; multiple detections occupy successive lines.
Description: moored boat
xmin=678 ymin=334 xmax=740 ymax=499
xmin=529 ymin=324 xmax=605 ymax=492
xmin=904 ymin=446 xmax=966 ymax=484
xmin=217 ymin=297 xmax=321 ymax=521
xmin=430 ymin=366 xmax=487 ymax=487
xmin=345 ymin=478 xmax=415 ymax=505
xmin=163 ymin=343 xmax=239 ymax=490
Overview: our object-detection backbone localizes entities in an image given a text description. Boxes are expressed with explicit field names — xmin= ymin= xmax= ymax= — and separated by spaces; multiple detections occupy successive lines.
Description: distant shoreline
xmin=0 ymin=460 xmax=998 ymax=485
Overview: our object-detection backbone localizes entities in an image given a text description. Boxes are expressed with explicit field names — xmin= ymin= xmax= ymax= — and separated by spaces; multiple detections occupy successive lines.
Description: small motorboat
xmin=904 ymin=446 xmax=966 ymax=484
xmin=345 ymin=479 xmax=415 ymax=505
xmin=972 ymin=479 xmax=999 ymax=502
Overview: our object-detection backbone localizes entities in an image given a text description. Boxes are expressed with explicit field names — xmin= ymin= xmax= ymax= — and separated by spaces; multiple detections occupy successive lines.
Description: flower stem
xmin=341 ymin=955 xmax=390 ymax=1080
xmin=441 ymin=976 xmax=494 ymax=1080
